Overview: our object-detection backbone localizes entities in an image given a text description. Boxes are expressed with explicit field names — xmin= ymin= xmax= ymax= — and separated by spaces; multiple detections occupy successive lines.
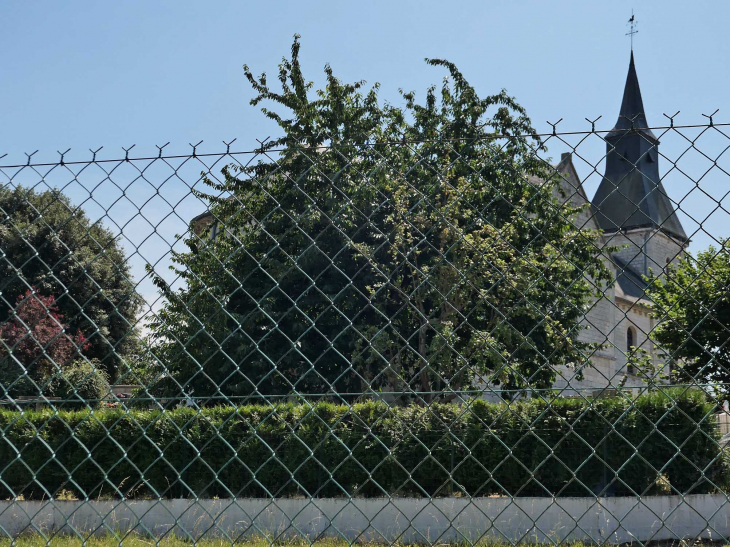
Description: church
xmin=548 ymin=52 xmax=688 ymax=396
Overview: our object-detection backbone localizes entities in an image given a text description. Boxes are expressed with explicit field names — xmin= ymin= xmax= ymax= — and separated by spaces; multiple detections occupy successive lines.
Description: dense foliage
xmin=0 ymin=289 xmax=109 ymax=404
xmin=648 ymin=241 xmax=730 ymax=395
xmin=45 ymin=359 xmax=111 ymax=409
xmin=147 ymin=37 xmax=610 ymax=402
xmin=0 ymin=390 xmax=723 ymax=500
xmin=0 ymin=186 xmax=143 ymax=382
xmin=0 ymin=289 xmax=87 ymax=396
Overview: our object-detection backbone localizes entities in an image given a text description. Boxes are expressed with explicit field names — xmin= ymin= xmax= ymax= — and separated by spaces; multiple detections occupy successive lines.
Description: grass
xmin=0 ymin=537 xmax=726 ymax=547
xmin=0 ymin=536 xmax=604 ymax=547
xmin=0 ymin=538 xmax=503 ymax=547
xmin=0 ymin=537 xmax=357 ymax=547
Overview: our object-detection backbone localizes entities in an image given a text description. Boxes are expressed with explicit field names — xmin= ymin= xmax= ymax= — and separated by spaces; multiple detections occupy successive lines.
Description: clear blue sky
xmin=1 ymin=1 xmax=729 ymax=304
xmin=1 ymin=2 xmax=727 ymax=159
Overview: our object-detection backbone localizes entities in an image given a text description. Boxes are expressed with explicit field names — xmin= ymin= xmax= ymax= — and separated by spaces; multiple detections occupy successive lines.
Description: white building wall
xmin=550 ymin=157 xmax=623 ymax=395
xmin=552 ymin=265 xmax=619 ymax=396
xmin=614 ymin=301 xmax=656 ymax=387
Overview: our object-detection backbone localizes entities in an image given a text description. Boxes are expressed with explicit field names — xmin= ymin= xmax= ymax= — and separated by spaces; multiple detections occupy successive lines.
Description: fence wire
xmin=1 ymin=120 xmax=730 ymax=545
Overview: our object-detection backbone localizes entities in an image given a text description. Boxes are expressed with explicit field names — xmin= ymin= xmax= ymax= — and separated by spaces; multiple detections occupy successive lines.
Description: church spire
xmin=607 ymin=52 xmax=657 ymax=142
xmin=591 ymin=53 xmax=688 ymax=242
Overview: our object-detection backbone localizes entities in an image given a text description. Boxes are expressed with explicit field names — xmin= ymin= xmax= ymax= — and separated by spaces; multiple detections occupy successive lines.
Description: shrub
xmin=0 ymin=289 xmax=88 ymax=397
xmin=0 ymin=389 xmax=725 ymax=500
xmin=46 ymin=359 xmax=111 ymax=409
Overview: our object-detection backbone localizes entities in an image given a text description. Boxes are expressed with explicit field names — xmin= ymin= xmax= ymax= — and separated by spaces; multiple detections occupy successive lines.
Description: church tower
xmin=592 ymin=52 xmax=688 ymax=283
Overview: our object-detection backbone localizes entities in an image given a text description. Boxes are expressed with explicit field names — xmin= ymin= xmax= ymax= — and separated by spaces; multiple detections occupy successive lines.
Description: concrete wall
xmin=3 ymin=496 xmax=730 ymax=544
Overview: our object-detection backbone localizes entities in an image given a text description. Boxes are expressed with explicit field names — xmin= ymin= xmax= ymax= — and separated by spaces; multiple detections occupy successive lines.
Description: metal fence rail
xmin=1 ymin=119 xmax=730 ymax=545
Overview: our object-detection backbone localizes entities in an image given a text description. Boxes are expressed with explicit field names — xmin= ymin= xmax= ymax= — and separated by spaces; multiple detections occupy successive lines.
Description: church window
xmin=627 ymin=326 xmax=636 ymax=375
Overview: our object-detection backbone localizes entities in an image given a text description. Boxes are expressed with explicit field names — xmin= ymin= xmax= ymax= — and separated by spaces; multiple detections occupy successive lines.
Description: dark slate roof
xmin=613 ymin=254 xmax=649 ymax=301
xmin=607 ymin=52 xmax=657 ymax=142
xmin=592 ymin=169 xmax=688 ymax=241
xmin=591 ymin=53 xmax=688 ymax=242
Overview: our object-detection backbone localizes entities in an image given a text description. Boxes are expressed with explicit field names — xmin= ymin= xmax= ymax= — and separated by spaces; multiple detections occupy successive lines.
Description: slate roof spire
xmin=592 ymin=53 xmax=688 ymax=242
xmin=607 ymin=52 xmax=657 ymax=142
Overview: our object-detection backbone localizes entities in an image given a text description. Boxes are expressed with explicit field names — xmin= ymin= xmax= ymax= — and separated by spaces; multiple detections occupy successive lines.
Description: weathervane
xmin=626 ymin=10 xmax=638 ymax=51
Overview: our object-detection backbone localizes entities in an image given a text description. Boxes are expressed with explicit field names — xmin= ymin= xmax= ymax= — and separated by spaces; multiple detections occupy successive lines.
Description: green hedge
xmin=0 ymin=389 xmax=726 ymax=500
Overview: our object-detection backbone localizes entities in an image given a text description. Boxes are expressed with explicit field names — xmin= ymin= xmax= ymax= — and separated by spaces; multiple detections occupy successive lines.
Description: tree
xmin=0 ymin=288 xmax=87 ymax=396
xmin=648 ymin=241 xmax=730 ymax=396
xmin=147 ymin=36 xmax=610 ymax=403
xmin=0 ymin=186 xmax=143 ymax=382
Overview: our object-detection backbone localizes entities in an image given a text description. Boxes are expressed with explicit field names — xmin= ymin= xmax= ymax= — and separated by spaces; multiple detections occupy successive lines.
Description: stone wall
xmin=604 ymin=228 xmax=686 ymax=279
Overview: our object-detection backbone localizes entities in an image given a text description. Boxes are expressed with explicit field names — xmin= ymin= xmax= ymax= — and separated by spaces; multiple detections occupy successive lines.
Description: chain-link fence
xmin=1 ymin=117 xmax=730 ymax=544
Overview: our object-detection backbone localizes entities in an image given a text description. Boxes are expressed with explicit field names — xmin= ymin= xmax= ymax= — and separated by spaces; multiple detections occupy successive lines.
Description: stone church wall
xmin=603 ymin=229 xmax=685 ymax=279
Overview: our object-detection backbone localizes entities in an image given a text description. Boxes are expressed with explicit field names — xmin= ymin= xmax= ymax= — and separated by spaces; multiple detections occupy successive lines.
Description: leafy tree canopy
xmin=648 ymin=241 xmax=730 ymax=396
xmin=0 ymin=186 xmax=143 ymax=382
xmin=148 ymin=36 xmax=610 ymax=404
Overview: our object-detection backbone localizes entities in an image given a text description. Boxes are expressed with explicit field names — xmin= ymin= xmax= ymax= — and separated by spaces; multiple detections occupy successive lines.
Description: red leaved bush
xmin=0 ymin=288 xmax=88 ymax=378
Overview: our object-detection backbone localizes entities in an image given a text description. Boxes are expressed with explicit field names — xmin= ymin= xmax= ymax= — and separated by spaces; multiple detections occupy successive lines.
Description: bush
xmin=0 ymin=389 xmax=725 ymax=500
xmin=46 ymin=359 xmax=111 ymax=409
xmin=0 ymin=289 xmax=88 ymax=398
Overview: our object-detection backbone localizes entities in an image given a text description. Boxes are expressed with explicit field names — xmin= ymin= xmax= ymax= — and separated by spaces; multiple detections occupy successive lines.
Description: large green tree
xmin=648 ymin=241 xmax=730 ymax=395
xmin=147 ymin=37 xmax=610 ymax=403
xmin=0 ymin=186 xmax=143 ymax=382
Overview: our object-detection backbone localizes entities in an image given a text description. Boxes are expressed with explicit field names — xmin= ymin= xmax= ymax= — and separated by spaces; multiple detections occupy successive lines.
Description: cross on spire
xmin=626 ymin=10 xmax=638 ymax=51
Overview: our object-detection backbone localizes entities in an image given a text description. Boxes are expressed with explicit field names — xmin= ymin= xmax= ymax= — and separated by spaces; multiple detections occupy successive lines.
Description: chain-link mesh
xmin=1 ymin=118 xmax=730 ymax=545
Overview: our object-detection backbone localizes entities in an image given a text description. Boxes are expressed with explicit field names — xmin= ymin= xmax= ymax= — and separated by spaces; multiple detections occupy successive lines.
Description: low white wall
xmin=2 ymin=496 xmax=730 ymax=543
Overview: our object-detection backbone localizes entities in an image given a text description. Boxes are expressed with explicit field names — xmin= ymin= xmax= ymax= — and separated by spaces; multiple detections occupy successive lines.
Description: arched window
xmin=627 ymin=327 xmax=636 ymax=375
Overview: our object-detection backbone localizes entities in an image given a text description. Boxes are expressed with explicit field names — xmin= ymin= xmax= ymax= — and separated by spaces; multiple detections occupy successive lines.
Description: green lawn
xmin=1 ymin=537 xmax=723 ymax=547
xmin=0 ymin=537 xmax=597 ymax=547
xmin=2 ymin=537 xmax=352 ymax=547
xmin=1 ymin=539 xmax=469 ymax=547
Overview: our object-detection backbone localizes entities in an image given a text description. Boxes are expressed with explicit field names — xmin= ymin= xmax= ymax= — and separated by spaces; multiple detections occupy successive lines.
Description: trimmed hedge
xmin=0 ymin=389 xmax=726 ymax=500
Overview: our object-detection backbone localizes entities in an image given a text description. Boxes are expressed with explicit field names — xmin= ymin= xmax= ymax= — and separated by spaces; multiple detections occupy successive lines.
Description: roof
xmin=556 ymin=152 xmax=590 ymax=203
xmin=191 ymin=210 xmax=214 ymax=225
xmin=592 ymin=169 xmax=689 ymax=242
xmin=606 ymin=52 xmax=657 ymax=142
xmin=591 ymin=53 xmax=688 ymax=242
xmin=529 ymin=153 xmax=591 ymax=205
xmin=613 ymin=254 xmax=650 ymax=302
